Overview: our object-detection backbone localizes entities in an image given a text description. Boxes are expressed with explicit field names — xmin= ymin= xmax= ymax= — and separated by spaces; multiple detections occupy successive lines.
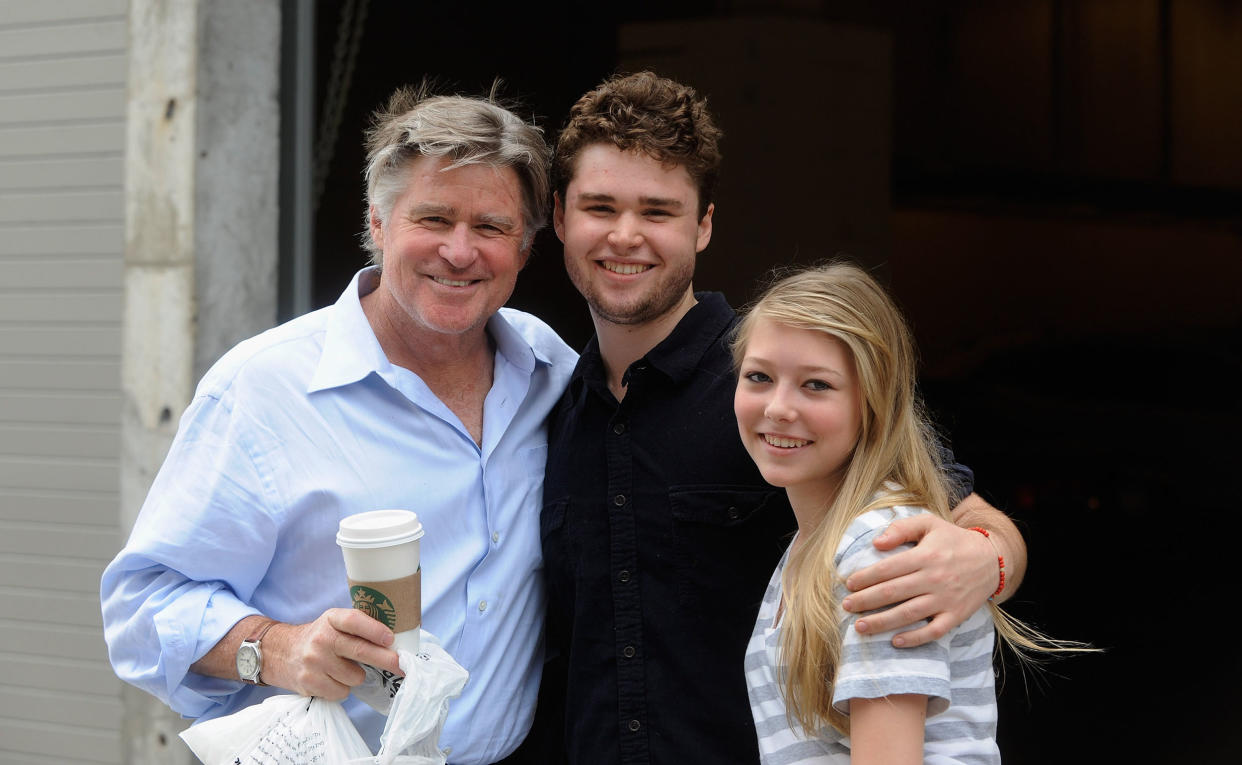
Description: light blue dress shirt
xmin=101 ymin=267 xmax=577 ymax=762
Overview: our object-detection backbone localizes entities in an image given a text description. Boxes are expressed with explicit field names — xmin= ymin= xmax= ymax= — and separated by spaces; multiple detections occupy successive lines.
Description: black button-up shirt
xmin=541 ymin=293 xmax=796 ymax=764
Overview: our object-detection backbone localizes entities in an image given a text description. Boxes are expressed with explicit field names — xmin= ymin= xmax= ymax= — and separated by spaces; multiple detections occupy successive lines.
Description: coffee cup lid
xmin=336 ymin=509 xmax=425 ymax=548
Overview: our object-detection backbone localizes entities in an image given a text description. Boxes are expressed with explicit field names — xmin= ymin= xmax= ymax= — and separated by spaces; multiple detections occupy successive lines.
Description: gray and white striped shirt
xmin=745 ymin=505 xmax=1000 ymax=764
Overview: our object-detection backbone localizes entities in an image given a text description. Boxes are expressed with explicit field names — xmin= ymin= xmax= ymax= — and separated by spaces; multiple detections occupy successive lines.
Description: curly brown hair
xmin=553 ymin=71 xmax=723 ymax=218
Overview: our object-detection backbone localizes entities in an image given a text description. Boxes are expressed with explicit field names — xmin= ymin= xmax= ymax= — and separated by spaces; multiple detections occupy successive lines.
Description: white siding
xmin=0 ymin=2 xmax=128 ymax=763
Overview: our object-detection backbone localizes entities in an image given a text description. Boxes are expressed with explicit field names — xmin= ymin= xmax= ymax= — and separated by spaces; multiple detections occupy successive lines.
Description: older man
xmin=101 ymin=86 xmax=576 ymax=762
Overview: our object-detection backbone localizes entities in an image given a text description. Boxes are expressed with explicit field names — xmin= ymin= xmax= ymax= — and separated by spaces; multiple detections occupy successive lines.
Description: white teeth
xmin=765 ymin=434 xmax=809 ymax=448
xmin=602 ymin=262 xmax=650 ymax=275
xmin=433 ymin=277 xmax=472 ymax=287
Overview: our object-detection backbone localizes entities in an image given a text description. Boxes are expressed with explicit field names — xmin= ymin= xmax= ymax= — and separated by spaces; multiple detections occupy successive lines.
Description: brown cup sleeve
xmin=346 ymin=569 xmax=421 ymax=634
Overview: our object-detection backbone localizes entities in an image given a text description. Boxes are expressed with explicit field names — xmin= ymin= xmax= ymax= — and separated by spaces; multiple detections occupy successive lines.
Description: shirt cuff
xmin=156 ymin=585 xmax=260 ymax=717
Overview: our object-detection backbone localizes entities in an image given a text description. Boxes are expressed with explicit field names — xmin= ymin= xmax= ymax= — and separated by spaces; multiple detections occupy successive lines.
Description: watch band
xmin=244 ymin=620 xmax=277 ymax=685
xmin=250 ymin=620 xmax=277 ymax=645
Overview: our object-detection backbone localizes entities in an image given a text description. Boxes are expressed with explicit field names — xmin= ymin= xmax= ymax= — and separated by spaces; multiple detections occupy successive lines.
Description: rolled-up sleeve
xmin=100 ymin=388 xmax=280 ymax=718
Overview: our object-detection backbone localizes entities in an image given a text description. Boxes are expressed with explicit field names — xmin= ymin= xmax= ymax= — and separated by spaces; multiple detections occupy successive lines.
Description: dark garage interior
xmin=293 ymin=2 xmax=1242 ymax=762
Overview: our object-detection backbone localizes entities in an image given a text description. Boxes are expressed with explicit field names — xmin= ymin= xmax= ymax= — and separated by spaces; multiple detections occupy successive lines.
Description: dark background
xmin=293 ymin=2 xmax=1242 ymax=762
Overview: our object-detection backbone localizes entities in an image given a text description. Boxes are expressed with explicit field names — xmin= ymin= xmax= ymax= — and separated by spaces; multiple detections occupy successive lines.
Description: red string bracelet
xmin=968 ymin=526 xmax=1005 ymax=600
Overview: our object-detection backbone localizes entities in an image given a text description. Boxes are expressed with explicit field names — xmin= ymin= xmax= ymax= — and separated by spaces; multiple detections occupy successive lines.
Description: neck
xmin=785 ymin=479 xmax=842 ymax=542
xmin=362 ymin=291 xmax=493 ymax=377
xmin=593 ymin=290 xmax=697 ymax=400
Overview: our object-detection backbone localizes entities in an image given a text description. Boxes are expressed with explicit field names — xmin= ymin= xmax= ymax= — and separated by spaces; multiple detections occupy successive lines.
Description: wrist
xmin=253 ymin=621 xmax=289 ymax=689
xmin=968 ymin=526 xmax=1005 ymax=600
xmin=236 ymin=619 xmax=277 ymax=685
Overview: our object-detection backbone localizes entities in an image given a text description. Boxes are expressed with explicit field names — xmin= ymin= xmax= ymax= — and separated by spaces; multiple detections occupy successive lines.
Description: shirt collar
xmin=307 ymin=267 xmax=389 ymax=393
xmin=644 ymin=292 xmax=736 ymax=383
xmin=570 ymin=291 xmax=736 ymax=390
xmin=487 ymin=308 xmax=546 ymax=375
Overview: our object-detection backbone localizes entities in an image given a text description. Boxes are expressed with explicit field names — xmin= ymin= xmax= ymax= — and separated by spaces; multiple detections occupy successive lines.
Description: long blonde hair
xmin=732 ymin=261 xmax=1073 ymax=736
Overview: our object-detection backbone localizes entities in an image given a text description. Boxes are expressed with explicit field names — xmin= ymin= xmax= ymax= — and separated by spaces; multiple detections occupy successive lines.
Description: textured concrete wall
xmin=195 ymin=1 xmax=280 ymax=379
xmin=122 ymin=1 xmax=280 ymax=761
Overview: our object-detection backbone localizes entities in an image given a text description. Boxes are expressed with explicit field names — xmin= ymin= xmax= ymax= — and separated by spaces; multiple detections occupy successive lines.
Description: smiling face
xmin=554 ymin=143 xmax=713 ymax=330
xmin=734 ymin=318 xmax=864 ymax=512
xmin=367 ymin=155 xmax=528 ymax=345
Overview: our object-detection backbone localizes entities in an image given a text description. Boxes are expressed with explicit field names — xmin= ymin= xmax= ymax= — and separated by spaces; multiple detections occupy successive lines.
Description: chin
xmin=752 ymin=465 xmax=793 ymax=489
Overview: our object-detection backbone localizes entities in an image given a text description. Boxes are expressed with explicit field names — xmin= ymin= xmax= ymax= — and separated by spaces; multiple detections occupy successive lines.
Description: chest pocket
xmin=669 ymin=486 xmax=776 ymax=526
xmin=668 ymin=486 xmax=793 ymax=609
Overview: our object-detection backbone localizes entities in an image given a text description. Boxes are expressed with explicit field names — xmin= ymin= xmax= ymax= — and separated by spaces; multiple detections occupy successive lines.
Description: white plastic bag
xmin=180 ymin=629 xmax=469 ymax=765
xmin=374 ymin=633 xmax=469 ymax=765
xmin=179 ymin=693 xmax=372 ymax=764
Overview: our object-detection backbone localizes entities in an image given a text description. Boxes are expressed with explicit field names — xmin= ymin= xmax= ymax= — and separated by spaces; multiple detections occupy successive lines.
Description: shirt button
xmin=612 ymin=421 xmax=627 ymax=435
xmin=727 ymin=506 xmax=740 ymax=520
xmin=613 ymin=494 xmax=627 ymax=507
xmin=618 ymin=570 xmax=631 ymax=583
xmin=478 ymin=600 xmax=488 ymax=612
xmin=628 ymin=719 xmax=641 ymax=732
xmin=492 ymin=531 xmax=500 ymax=543
xmin=622 ymin=645 xmax=636 ymax=658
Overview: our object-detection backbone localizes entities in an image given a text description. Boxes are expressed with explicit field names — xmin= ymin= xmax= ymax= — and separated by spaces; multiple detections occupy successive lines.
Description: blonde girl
xmin=733 ymin=262 xmax=1042 ymax=764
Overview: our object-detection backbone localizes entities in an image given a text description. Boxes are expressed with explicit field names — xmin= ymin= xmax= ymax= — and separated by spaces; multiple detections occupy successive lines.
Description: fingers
xmin=264 ymin=610 xmax=400 ymax=698
xmin=850 ymin=592 xmax=938 ymax=639
xmin=844 ymin=545 xmax=925 ymax=597
xmin=844 ymin=515 xmax=1001 ymax=650
xmin=887 ymin=613 xmax=956 ymax=649
xmin=869 ymin=514 xmax=939 ymax=551
xmin=327 ymin=607 xmax=395 ymax=647
xmin=325 ymin=609 xmax=400 ymax=666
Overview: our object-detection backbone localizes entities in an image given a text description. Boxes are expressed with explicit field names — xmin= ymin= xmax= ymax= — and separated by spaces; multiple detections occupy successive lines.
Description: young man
xmin=540 ymin=71 xmax=1025 ymax=764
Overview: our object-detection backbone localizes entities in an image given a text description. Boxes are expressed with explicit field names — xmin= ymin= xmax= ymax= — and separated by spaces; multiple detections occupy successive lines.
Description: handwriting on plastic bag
xmin=182 ymin=629 xmax=468 ymax=765
xmin=231 ymin=706 xmax=325 ymax=764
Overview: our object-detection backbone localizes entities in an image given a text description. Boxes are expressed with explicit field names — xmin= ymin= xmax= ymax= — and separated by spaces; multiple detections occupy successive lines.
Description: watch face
xmin=237 ymin=643 xmax=259 ymax=680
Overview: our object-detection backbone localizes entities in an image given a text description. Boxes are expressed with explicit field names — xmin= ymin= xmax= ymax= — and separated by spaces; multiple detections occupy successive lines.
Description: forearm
xmin=951 ymin=492 xmax=1026 ymax=601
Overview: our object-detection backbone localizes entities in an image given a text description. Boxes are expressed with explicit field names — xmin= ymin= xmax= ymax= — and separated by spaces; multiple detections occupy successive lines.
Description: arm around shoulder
xmin=951 ymin=492 xmax=1026 ymax=601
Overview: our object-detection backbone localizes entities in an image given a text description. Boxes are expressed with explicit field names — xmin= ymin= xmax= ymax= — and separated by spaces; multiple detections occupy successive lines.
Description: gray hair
xmin=362 ymin=83 xmax=550 ymax=265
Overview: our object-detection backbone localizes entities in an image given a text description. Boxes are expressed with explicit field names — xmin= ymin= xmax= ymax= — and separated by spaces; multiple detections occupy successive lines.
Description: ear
xmin=517 ymin=236 xmax=533 ymax=271
xmin=368 ymin=205 xmax=384 ymax=250
xmin=552 ymin=192 xmax=567 ymax=243
xmin=695 ymin=202 xmax=714 ymax=253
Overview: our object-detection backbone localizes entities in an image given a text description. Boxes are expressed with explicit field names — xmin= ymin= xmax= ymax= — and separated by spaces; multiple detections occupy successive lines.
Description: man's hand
xmin=841 ymin=514 xmax=998 ymax=648
xmin=262 ymin=609 xmax=402 ymax=700
xmin=191 ymin=610 xmax=402 ymax=701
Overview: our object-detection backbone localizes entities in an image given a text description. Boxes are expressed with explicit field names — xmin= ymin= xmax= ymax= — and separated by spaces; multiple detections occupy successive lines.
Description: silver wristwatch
xmin=236 ymin=621 xmax=276 ymax=685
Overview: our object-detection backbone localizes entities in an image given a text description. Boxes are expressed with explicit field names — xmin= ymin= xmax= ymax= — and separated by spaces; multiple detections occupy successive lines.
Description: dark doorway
xmin=292 ymin=3 xmax=1242 ymax=762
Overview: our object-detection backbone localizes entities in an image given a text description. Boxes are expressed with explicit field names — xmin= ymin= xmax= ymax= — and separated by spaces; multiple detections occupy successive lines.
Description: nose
xmin=606 ymin=213 xmax=643 ymax=251
xmin=439 ymin=223 xmax=478 ymax=269
xmin=764 ymin=385 xmax=797 ymax=423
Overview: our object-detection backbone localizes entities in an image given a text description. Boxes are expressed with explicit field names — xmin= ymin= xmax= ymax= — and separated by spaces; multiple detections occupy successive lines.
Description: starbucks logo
xmin=350 ymin=585 xmax=398 ymax=629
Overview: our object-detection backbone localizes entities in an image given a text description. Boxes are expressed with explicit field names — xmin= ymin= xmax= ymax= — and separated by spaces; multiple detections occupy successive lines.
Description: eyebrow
xmin=478 ymin=212 xmax=518 ymax=230
xmin=576 ymin=192 xmax=685 ymax=210
xmin=742 ymin=356 xmax=847 ymax=379
xmin=407 ymin=203 xmax=518 ymax=231
xmin=576 ymin=192 xmax=615 ymax=205
xmin=407 ymin=202 xmax=454 ymax=218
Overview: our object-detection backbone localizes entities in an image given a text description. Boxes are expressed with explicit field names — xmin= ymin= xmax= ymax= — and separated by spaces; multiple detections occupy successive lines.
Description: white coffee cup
xmin=336 ymin=509 xmax=425 ymax=654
